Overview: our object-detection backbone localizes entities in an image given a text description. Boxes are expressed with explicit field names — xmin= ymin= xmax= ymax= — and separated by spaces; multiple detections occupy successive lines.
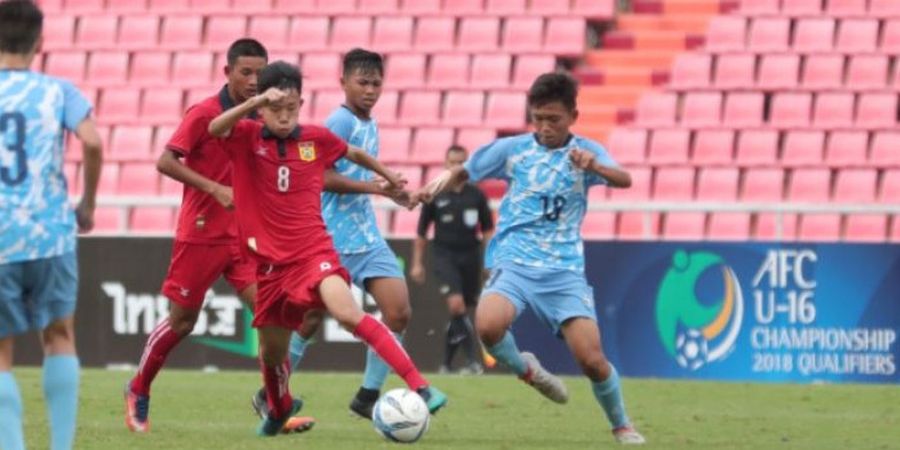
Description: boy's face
xmin=260 ymin=89 xmax=302 ymax=138
xmin=226 ymin=56 xmax=267 ymax=103
xmin=530 ymin=101 xmax=578 ymax=149
xmin=341 ymin=68 xmax=383 ymax=115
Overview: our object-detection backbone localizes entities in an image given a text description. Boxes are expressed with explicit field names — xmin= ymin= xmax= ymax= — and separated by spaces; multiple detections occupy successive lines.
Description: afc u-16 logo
xmin=656 ymin=250 xmax=744 ymax=370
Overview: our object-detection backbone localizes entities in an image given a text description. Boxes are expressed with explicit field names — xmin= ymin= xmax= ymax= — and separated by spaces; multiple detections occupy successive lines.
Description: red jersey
xmin=166 ymin=86 xmax=254 ymax=244
xmin=221 ymin=120 xmax=348 ymax=265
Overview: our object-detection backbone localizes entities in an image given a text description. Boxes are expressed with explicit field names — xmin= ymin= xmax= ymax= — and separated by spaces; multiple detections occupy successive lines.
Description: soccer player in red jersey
xmin=123 ymin=39 xmax=311 ymax=434
xmin=208 ymin=61 xmax=447 ymax=436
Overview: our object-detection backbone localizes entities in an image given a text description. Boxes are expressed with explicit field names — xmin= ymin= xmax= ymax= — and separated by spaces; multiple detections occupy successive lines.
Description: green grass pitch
xmin=11 ymin=368 xmax=900 ymax=449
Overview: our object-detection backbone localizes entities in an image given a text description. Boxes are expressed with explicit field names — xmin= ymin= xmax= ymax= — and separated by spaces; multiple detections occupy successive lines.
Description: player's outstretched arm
xmin=157 ymin=150 xmax=233 ymax=209
xmin=74 ymin=117 xmax=103 ymax=232
xmin=344 ymin=146 xmax=406 ymax=190
xmin=208 ymin=88 xmax=285 ymax=137
xmin=413 ymin=166 xmax=470 ymax=204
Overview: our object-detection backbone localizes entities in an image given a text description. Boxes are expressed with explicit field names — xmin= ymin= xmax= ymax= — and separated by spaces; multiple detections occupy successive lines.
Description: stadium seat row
xmin=737 ymin=0 xmax=900 ymax=18
xmin=706 ymin=15 xmax=900 ymax=53
xmin=43 ymin=14 xmax=588 ymax=55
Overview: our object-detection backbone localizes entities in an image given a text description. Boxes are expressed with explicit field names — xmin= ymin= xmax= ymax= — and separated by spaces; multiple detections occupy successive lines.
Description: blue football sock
xmin=361 ymin=332 xmax=403 ymax=391
xmin=592 ymin=364 xmax=630 ymax=429
xmin=487 ymin=332 xmax=528 ymax=376
xmin=43 ymin=355 xmax=80 ymax=450
xmin=0 ymin=371 xmax=25 ymax=450
xmin=288 ymin=333 xmax=310 ymax=372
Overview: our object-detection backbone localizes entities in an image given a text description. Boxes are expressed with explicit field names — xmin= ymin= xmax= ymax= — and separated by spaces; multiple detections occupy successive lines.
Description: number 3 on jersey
xmin=277 ymin=165 xmax=290 ymax=192
xmin=0 ymin=112 xmax=27 ymax=186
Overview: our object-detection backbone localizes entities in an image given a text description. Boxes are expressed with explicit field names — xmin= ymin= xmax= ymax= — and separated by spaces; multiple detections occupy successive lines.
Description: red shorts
xmin=161 ymin=240 xmax=257 ymax=309
xmin=253 ymin=251 xmax=350 ymax=330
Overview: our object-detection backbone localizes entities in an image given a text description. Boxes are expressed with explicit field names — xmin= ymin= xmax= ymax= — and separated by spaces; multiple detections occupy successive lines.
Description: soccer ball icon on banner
xmin=675 ymin=328 xmax=710 ymax=370
xmin=372 ymin=388 xmax=431 ymax=443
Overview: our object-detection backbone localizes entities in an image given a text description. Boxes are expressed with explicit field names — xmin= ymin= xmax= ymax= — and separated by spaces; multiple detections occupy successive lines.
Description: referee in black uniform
xmin=411 ymin=145 xmax=495 ymax=374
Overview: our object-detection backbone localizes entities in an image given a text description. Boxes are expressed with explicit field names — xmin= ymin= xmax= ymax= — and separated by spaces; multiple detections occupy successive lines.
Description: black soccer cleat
xmin=348 ymin=387 xmax=380 ymax=420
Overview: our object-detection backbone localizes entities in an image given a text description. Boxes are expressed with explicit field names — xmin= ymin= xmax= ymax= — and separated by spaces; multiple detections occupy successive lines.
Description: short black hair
xmin=226 ymin=38 xmax=267 ymax=67
xmin=342 ymin=48 xmax=384 ymax=77
xmin=447 ymin=144 xmax=467 ymax=156
xmin=0 ymin=0 xmax=43 ymax=54
xmin=527 ymin=72 xmax=578 ymax=111
xmin=258 ymin=61 xmax=302 ymax=94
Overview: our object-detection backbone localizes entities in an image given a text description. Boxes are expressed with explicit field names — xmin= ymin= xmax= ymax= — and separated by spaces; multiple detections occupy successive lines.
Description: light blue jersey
xmin=321 ymin=106 xmax=387 ymax=254
xmin=0 ymin=70 xmax=91 ymax=265
xmin=464 ymin=133 xmax=618 ymax=273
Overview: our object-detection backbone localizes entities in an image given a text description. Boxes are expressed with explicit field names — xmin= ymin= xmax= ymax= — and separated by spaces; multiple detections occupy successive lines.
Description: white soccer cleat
xmin=519 ymin=352 xmax=568 ymax=404
xmin=613 ymin=426 xmax=646 ymax=445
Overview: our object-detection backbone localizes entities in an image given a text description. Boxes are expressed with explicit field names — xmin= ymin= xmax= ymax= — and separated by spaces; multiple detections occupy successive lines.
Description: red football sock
xmin=353 ymin=315 xmax=427 ymax=390
xmin=260 ymin=360 xmax=292 ymax=419
xmin=131 ymin=319 xmax=185 ymax=396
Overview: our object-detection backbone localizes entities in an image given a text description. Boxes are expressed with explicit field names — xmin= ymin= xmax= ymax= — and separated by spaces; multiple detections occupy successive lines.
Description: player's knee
xmin=446 ymin=295 xmax=466 ymax=316
xmin=380 ymin=302 xmax=411 ymax=332
xmin=169 ymin=315 xmax=198 ymax=337
xmin=259 ymin=346 xmax=285 ymax=367
xmin=299 ymin=310 xmax=325 ymax=338
xmin=474 ymin=317 xmax=504 ymax=347
xmin=41 ymin=320 xmax=76 ymax=355
xmin=577 ymin=352 xmax=610 ymax=381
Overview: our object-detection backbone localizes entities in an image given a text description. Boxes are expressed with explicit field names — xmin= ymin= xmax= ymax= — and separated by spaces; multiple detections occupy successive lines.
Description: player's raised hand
xmin=569 ymin=148 xmax=596 ymax=170
xmin=385 ymin=170 xmax=408 ymax=190
xmin=408 ymin=188 xmax=433 ymax=208
xmin=256 ymin=87 xmax=287 ymax=106
xmin=210 ymin=183 xmax=234 ymax=209
xmin=75 ymin=200 xmax=95 ymax=233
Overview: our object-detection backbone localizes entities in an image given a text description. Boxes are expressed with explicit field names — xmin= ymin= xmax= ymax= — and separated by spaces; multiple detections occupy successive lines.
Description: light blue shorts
xmin=483 ymin=263 xmax=596 ymax=337
xmin=0 ymin=252 xmax=78 ymax=338
xmin=339 ymin=244 xmax=404 ymax=289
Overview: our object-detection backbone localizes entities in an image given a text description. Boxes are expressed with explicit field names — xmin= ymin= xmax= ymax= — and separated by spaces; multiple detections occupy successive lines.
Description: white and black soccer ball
xmin=675 ymin=328 xmax=709 ymax=370
xmin=372 ymin=388 xmax=430 ymax=443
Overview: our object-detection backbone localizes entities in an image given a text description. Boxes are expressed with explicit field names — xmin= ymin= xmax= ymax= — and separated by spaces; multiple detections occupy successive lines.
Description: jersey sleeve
xmin=317 ymin=128 xmax=349 ymax=168
xmin=581 ymin=138 xmax=620 ymax=187
xmin=476 ymin=189 xmax=495 ymax=232
xmin=60 ymin=80 xmax=92 ymax=132
xmin=463 ymin=138 xmax=514 ymax=183
xmin=416 ymin=200 xmax=435 ymax=238
xmin=324 ymin=109 xmax=354 ymax=141
xmin=166 ymin=104 xmax=213 ymax=157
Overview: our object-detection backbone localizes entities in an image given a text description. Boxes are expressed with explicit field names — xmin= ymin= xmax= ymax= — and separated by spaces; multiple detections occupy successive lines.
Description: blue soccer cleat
xmin=256 ymin=398 xmax=304 ymax=437
xmin=416 ymin=386 xmax=448 ymax=415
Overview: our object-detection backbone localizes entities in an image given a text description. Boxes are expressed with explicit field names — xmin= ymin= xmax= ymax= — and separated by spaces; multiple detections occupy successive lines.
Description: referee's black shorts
xmin=432 ymin=245 xmax=483 ymax=306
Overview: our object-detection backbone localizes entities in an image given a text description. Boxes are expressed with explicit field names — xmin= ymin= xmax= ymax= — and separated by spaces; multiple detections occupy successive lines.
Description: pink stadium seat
xmin=93 ymin=207 xmax=125 ymax=233
xmin=428 ymin=54 xmax=470 ymax=89
xmin=392 ymin=210 xmax=419 ymax=237
xmin=669 ymin=53 xmax=712 ymax=90
xmin=119 ymin=163 xmax=159 ymax=195
xmin=788 ymin=168 xmax=832 ymax=202
xmin=107 ymin=0 xmax=148 ymax=12
xmin=826 ymin=0 xmax=869 ymax=16
xmin=581 ymin=212 xmax=616 ymax=240
xmin=372 ymin=90 xmax=398 ymax=125
xmin=708 ymin=213 xmax=751 ymax=241
xmin=610 ymin=167 xmax=652 ymax=201
xmin=798 ymin=214 xmax=841 ymax=241
xmin=530 ymin=0 xmax=570 ymax=15
xmin=148 ymin=0 xmax=190 ymax=12
xmin=748 ymin=17 xmax=790 ymax=53
xmin=414 ymin=17 xmax=456 ymax=52
xmin=757 ymin=54 xmax=799 ymax=90
xmin=76 ymin=15 xmax=118 ymax=49
xmin=411 ymin=127 xmax=454 ymax=164
xmin=97 ymin=163 xmax=120 ymax=196
xmin=782 ymin=131 xmax=826 ymax=167
xmin=770 ymin=92 xmax=812 ymax=128
xmin=443 ymin=91 xmax=485 ymax=127
xmin=386 ymin=54 xmax=426 ymax=89
xmin=825 ymin=130 xmax=869 ymax=167
xmin=399 ymin=91 xmax=441 ymax=126
xmin=571 ymin=0 xmax=615 ymax=18
xmin=445 ymin=0 xmax=484 ymax=14
xmin=502 ymin=17 xmax=544 ymax=53
xmin=662 ymin=213 xmax=706 ymax=241
xmin=870 ymin=131 xmax=900 ymax=166
xmin=742 ymin=168 xmax=784 ymax=201
xmin=97 ymin=88 xmax=141 ymax=124
xmin=782 ymin=0 xmax=821 ymax=15
xmin=315 ymin=0 xmax=357 ymax=13
xmin=722 ymin=92 xmax=764 ymax=128
xmin=357 ymin=0 xmax=399 ymax=13
xmin=836 ymin=19 xmax=879 ymax=53
xmin=160 ymin=16 xmax=203 ymax=49
xmin=636 ymin=93 xmax=678 ymax=127
xmin=834 ymin=169 xmax=877 ymax=202
xmin=192 ymin=0 xmax=234 ymax=13
xmin=653 ymin=167 xmax=695 ymax=201
xmin=206 ymin=16 xmax=247 ymax=49
xmin=86 ymin=51 xmax=129 ymax=86
xmin=311 ymin=90 xmax=344 ymax=124
xmin=617 ymin=212 xmax=660 ymax=240
xmin=705 ymin=16 xmax=746 ymax=53
xmin=159 ymin=173 xmax=182 ymax=195
xmin=331 ymin=17 xmax=372 ymax=50
xmin=486 ymin=0 xmax=526 ymax=14
xmin=692 ymin=129 xmax=734 ymax=165
xmin=870 ymin=0 xmax=900 ymax=17
xmin=185 ymin=88 xmax=214 ymax=109
xmin=801 ymin=54 xmax=845 ymax=90
xmin=696 ymin=167 xmax=739 ymax=201
xmin=65 ymin=0 xmax=104 ymax=13
xmin=378 ymin=127 xmax=411 ymax=163
xmin=883 ymin=20 xmax=900 ymax=53
xmin=544 ymin=18 xmax=586 ymax=56
xmin=856 ymin=93 xmax=898 ymax=129
xmin=607 ymin=128 xmax=647 ymax=164
xmin=248 ymin=17 xmax=289 ymax=50
xmin=794 ymin=18 xmax=836 ymax=53
xmin=456 ymin=128 xmax=496 ymax=151
xmin=847 ymin=55 xmax=889 ymax=90
xmin=714 ymin=53 xmax=755 ymax=89
xmin=130 ymin=207 xmax=174 ymax=233
xmin=735 ymin=130 xmax=779 ymax=167
xmin=43 ymin=16 xmax=75 ymax=50
xmin=880 ymin=170 xmax=900 ymax=202
xmin=172 ymin=52 xmax=214 ymax=87
xmin=647 ymin=129 xmax=690 ymax=165
xmin=288 ymin=18 xmax=330 ymax=52
xmin=681 ymin=92 xmax=721 ymax=127
xmin=44 ymin=52 xmax=87 ymax=84
xmin=153 ymin=125 xmax=177 ymax=157
xmin=109 ymin=125 xmax=154 ymax=161
xmin=391 ymin=165 xmax=422 ymax=189
xmin=470 ymin=54 xmax=511 ymax=89
xmin=512 ymin=55 xmax=555 ymax=89
xmin=400 ymin=0 xmax=440 ymax=14
xmin=458 ymin=17 xmax=500 ymax=52
xmin=812 ymin=93 xmax=855 ymax=129
xmin=118 ymin=15 xmax=160 ymax=50
xmin=302 ymin=53 xmax=341 ymax=89
xmin=845 ymin=215 xmax=887 ymax=242
xmin=372 ymin=17 xmax=413 ymax=53
xmin=141 ymin=88 xmax=183 ymax=124
xmin=130 ymin=52 xmax=171 ymax=87
xmin=484 ymin=93 xmax=527 ymax=130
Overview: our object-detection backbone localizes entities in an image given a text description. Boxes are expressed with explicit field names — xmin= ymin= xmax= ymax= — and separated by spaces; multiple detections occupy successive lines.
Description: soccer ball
xmin=675 ymin=328 xmax=709 ymax=370
xmin=372 ymin=388 xmax=430 ymax=443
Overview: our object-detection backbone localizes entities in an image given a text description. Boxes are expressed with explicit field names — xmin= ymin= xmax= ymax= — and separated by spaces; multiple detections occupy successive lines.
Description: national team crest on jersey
xmin=298 ymin=142 xmax=316 ymax=161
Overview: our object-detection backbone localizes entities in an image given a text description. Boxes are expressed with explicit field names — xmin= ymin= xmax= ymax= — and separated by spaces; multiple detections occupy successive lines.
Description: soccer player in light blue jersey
xmin=416 ymin=72 xmax=646 ymax=444
xmin=0 ymin=1 xmax=103 ymax=449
